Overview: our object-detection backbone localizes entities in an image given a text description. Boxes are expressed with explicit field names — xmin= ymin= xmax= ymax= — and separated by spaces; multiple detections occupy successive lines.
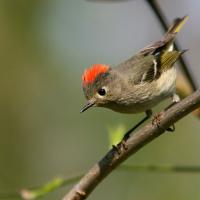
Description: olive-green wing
xmin=116 ymin=50 xmax=184 ymax=85
xmin=140 ymin=50 xmax=185 ymax=83
xmin=158 ymin=50 xmax=185 ymax=72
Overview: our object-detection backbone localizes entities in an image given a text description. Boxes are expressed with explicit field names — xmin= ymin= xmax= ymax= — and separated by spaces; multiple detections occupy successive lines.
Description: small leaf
xmin=21 ymin=177 xmax=64 ymax=200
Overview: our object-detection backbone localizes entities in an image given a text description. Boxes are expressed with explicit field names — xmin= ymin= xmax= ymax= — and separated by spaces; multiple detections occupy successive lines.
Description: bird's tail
xmin=165 ymin=15 xmax=189 ymax=35
xmin=162 ymin=15 xmax=188 ymax=52
xmin=140 ymin=15 xmax=188 ymax=55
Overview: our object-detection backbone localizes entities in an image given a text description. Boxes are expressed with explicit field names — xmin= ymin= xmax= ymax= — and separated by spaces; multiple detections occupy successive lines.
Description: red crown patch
xmin=82 ymin=64 xmax=109 ymax=86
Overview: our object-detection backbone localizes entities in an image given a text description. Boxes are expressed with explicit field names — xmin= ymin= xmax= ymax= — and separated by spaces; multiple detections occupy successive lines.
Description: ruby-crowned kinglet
xmin=81 ymin=16 xmax=188 ymax=134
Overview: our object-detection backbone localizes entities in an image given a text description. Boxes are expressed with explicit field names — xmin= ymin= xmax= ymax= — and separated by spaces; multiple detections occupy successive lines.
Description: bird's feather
xmin=158 ymin=51 xmax=184 ymax=72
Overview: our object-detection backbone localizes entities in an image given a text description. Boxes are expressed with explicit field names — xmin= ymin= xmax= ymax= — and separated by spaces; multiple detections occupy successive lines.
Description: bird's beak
xmin=80 ymin=100 xmax=95 ymax=113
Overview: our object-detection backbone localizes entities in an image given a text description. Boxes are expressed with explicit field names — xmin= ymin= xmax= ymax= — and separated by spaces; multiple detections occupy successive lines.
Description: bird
xmin=81 ymin=15 xmax=188 ymax=139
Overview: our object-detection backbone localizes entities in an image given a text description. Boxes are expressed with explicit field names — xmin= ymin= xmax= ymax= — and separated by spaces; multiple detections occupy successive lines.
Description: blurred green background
xmin=0 ymin=0 xmax=200 ymax=199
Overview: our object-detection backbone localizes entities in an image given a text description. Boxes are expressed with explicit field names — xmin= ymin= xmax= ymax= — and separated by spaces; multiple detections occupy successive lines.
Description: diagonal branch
xmin=62 ymin=90 xmax=200 ymax=200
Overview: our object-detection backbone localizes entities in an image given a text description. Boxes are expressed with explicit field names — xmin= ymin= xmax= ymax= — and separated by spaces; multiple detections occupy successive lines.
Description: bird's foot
xmin=166 ymin=124 xmax=175 ymax=132
xmin=164 ymin=93 xmax=180 ymax=111
xmin=152 ymin=112 xmax=163 ymax=128
xmin=112 ymin=144 xmax=121 ymax=155
xmin=152 ymin=112 xmax=175 ymax=132
xmin=121 ymin=139 xmax=128 ymax=150
xmin=112 ymin=136 xmax=129 ymax=155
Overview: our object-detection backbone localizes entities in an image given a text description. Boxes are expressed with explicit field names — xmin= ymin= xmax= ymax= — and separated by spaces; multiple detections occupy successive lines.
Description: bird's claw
xmin=152 ymin=112 xmax=175 ymax=132
xmin=152 ymin=112 xmax=163 ymax=127
xmin=112 ymin=145 xmax=121 ymax=155
xmin=112 ymin=138 xmax=128 ymax=155
xmin=166 ymin=124 xmax=175 ymax=132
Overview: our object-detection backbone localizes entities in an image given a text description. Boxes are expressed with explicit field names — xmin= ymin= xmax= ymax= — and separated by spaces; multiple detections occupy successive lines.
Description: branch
xmin=62 ymin=90 xmax=200 ymax=200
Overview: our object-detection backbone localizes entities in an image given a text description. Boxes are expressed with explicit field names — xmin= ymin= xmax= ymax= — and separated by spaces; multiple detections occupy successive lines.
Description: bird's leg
xmin=165 ymin=93 xmax=180 ymax=131
xmin=164 ymin=93 xmax=180 ymax=111
xmin=112 ymin=110 xmax=152 ymax=154
xmin=122 ymin=109 xmax=153 ymax=141
xmin=153 ymin=93 xmax=180 ymax=132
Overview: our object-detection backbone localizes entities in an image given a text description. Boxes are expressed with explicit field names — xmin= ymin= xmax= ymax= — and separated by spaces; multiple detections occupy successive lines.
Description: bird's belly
xmin=104 ymin=68 xmax=177 ymax=114
xmin=105 ymin=99 xmax=162 ymax=114
xmin=155 ymin=67 xmax=177 ymax=98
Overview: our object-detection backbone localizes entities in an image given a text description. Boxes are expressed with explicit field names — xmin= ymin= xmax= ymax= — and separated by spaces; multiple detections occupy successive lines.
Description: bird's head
xmin=81 ymin=64 xmax=120 ymax=112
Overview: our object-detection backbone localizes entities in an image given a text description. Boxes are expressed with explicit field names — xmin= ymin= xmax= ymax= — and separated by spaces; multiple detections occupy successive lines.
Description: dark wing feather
xmin=139 ymin=33 xmax=174 ymax=55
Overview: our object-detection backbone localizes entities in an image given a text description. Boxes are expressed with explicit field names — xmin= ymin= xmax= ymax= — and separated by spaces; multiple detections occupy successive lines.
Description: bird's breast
xmin=103 ymin=67 xmax=177 ymax=114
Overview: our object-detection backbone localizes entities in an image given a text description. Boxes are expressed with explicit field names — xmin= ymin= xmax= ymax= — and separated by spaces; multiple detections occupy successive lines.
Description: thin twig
xmin=62 ymin=90 xmax=200 ymax=200
xmin=20 ymin=175 xmax=82 ymax=200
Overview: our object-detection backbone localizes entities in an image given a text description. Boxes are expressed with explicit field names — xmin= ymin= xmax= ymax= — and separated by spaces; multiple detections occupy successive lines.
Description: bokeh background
xmin=0 ymin=0 xmax=200 ymax=199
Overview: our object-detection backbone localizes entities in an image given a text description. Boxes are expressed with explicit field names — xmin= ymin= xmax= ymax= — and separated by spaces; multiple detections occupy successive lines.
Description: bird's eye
xmin=98 ymin=88 xmax=106 ymax=96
